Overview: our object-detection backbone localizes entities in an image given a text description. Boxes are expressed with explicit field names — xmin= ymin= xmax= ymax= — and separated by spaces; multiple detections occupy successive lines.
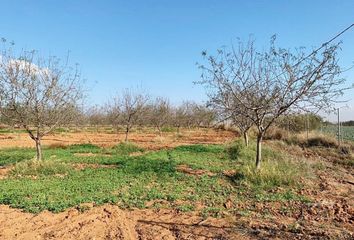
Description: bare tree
xmin=183 ymin=101 xmax=198 ymax=129
xmin=0 ymin=42 xmax=83 ymax=160
xmin=106 ymin=101 xmax=121 ymax=134
xmin=192 ymin=104 xmax=215 ymax=128
xmin=86 ymin=105 xmax=107 ymax=131
xmin=172 ymin=104 xmax=187 ymax=134
xmin=148 ymin=97 xmax=171 ymax=136
xmin=198 ymin=37 xmax=345 ymax=169
xmin=113 ymin=89 xmax=149 ymax=142
xmin=207 ymin=93 xmax=252 ymax=146
xmin=232 ymin=114 xmax=253 ymax=147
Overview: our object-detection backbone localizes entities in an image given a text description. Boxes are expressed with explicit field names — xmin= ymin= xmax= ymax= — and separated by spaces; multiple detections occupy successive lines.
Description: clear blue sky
xmin=0 ymin=0 xmax=353 ymax=120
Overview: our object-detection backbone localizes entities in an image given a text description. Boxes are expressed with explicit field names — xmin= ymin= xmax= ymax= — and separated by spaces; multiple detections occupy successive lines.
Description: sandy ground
xmin=0 ymin=204 xmax=250 ymax=240
xmin=0 ymin=129 xmax=236 ymax=150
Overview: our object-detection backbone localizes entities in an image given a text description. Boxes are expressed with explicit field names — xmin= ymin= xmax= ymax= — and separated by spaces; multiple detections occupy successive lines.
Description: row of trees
xmin=85 ymin=94 xmax=215 ymax=141
xmin=0 ymin=39 xmax=215 ymax=160
xmin=0 ymin=37 xmax=349 ymax=169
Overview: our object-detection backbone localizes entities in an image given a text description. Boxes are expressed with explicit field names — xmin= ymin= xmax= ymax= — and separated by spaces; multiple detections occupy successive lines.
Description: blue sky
xmin=0 ymin=0 xmax=353 ymax=120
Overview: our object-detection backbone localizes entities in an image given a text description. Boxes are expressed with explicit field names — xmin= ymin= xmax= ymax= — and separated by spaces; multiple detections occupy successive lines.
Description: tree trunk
xmin=243 ymin=131 xmax=249 ymax=147
xmin=256 ymin=133 xmax=263 ymax=169
xmin=125 ymin=126 xmax=129 ymax=142
xmin=35 ymin=138 xmax=42 ymax=161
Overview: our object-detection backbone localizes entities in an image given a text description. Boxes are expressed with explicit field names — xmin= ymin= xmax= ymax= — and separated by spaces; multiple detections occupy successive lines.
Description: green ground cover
xmin=0 ymin=141 xmax=310 ymax=214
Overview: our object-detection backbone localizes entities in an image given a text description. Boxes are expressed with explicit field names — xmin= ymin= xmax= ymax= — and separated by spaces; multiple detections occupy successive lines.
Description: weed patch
xmin=11 ymin=159 xmax=73 ymax=177
xmin=67 ymin=144 xmax=101 ymax=153
xmin=112 ymin=142 xmax=144 ymax=155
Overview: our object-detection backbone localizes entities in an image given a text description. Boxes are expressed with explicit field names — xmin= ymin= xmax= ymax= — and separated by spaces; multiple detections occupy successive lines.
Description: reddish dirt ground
xmin=0 ymin=204 xmax=250 ymax=240
xmin=0 ymin=128 xmax=236 ymax=150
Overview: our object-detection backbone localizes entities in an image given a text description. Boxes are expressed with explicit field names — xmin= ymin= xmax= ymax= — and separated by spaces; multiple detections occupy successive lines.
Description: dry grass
xmin=264 ymin=127 xmax=289 ymax=140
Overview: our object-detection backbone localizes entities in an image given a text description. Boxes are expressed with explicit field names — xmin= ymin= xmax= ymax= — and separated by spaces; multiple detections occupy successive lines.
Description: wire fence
xmin=320 ymin=125 xmax=354 ymax=142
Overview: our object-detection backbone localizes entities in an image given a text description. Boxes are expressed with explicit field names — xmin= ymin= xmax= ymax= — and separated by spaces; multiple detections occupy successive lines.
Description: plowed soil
xmin=0 ymin=204 xmax=249 ymax=240
xmin=0 ymin=129 xmax=235 ymax=150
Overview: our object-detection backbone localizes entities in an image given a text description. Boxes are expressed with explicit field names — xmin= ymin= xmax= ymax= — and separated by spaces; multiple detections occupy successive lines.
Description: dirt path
xmin=0 ymin=204 xmax=250 ymax=240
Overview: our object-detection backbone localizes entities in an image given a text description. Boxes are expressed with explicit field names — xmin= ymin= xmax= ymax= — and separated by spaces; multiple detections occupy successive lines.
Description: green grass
xmin=67 ymin=143 xmax=102 ymax=153
xmin=0 ymin=128 xmax=27 ymax=134
xmin=0 ymin=141 xmax=310 ymax=214
xmin=0 ymin=148 xmax=35 ymax=166
xmin=112 ymin=142 xmax=145 ymax=155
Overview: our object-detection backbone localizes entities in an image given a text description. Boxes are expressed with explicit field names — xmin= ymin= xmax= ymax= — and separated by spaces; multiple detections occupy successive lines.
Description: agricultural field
xmin=0 ymin=128 xmax=353 ymax=239
xmin=321 ymin=125 xmax=354 ymax=142
xmin=0 ymin=1 xmax=353 ymax=239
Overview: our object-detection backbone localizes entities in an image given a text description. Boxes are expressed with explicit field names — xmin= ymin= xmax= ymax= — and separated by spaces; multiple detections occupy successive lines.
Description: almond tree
xmin=198 ymin=37 xmax=345 ymax=169
xmin=113 ymin=89 xmax=149 ymax=142
xmin=207 ymin=92 xmax=253 ymax=146
xmin=86 ymin=105 xmax=107 ymax=131
xmin=172 ymin=104 xmax=188 ymax=134
xmin=148 ymin=97 xmax=171 ymax=136
xmin=192 ymin=104 xmax=215 ymax=128
xmin=0 ymin=42 xmax=83 ymax=160
xmin=232 ymin=114 xmax=253 ymax=147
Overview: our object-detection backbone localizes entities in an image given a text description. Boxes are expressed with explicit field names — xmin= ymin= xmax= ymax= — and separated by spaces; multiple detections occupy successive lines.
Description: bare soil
xmin=0 ymin=204 xmax=250 ymax=240
xmin=176 ymin=164 xmax=216 ymax=177
xmin=0 ymin=129 xmax=235 ymax=150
